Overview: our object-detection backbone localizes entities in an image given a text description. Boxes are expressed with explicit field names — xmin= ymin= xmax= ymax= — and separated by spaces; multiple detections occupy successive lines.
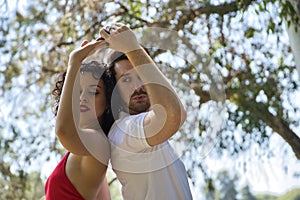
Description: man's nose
xmin=134 ymin=78 xmax=144 ymax=90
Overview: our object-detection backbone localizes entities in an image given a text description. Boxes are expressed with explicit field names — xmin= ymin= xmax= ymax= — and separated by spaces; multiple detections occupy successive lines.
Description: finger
xmin=103 ymin=25 xmax=112 ymax=34
xmin=114 ymin=22 xmax=123 ymax=27
xmin=110 ymin=24 xmax=120 ymax=31
xmin=96 ymin=37 xmax=104 ymax=41
xmin=83 ymin=40 xmax=104 ymax=49
xmin=86 ymin=40 xmax=109 ymax=51
xmin=100 ymin=28 xmax=110 ymax=40
xmin=95 ymin=40 xmax=109 ymax=49
xmin=109 ymin=29 xmax=118 ymax=36
xmin=78 ymin=40 xmax=105 ymax=57
xmin=80 ymin=40 xmax=89 ymax=47
xmin=108 ymin=25 xmax=116 ymax=32
xmin=115 ymin=24 xmax=128 ymax=32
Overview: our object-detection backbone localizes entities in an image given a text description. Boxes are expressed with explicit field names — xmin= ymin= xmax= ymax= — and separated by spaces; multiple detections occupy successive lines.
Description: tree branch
xmin=108 ymin=177 xmax=118 ymax=186
xmin=250 ymin=102 xmax=300 ymax=160
xmin=190 ymin=77 xmax=300 ymax=160
xmin=193 ymin=0 xmax=255 ymax=16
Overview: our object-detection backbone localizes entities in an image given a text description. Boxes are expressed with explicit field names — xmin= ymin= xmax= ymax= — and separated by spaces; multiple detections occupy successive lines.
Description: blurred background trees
xmin=1 ymin=0 xmax=300 ymax=199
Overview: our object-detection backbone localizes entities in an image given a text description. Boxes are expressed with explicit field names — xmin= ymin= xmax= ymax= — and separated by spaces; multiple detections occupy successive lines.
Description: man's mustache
xmin=131 ymin=90 xmax=148 ymax=98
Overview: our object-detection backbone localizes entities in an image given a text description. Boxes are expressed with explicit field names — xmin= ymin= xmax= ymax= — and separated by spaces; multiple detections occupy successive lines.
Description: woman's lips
xmin=80 ymin=105 xmax=90 ymax=112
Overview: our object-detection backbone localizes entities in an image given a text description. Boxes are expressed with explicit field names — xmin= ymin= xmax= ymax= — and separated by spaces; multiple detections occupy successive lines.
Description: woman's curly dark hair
xmin=52 ymin=61 xmax=115 ymax=136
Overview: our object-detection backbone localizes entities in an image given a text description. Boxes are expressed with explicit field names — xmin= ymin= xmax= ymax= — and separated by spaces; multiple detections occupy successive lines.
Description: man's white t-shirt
xmin=108 ymin=112 xmax=193 ymax=200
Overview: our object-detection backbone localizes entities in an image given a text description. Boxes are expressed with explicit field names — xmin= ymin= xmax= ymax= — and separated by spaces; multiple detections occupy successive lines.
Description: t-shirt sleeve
xmin=109 ymin=112 xmax=151 ymax=152
xmin=109 ymin=112 xmax=181 ymax=173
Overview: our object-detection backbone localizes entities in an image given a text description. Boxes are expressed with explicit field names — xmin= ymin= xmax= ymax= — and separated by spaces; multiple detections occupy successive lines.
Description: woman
xmin=45 ymin=39 xmax=114 ymax=200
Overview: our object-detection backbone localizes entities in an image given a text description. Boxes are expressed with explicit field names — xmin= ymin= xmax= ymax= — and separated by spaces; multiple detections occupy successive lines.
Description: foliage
xmin=255 ymin=188 xmax=300 ymax=200
xmin=202 ymin=170 xmax=251 ymax=200
xmin=255 ymin=194 xmax=278 ymax=200
xmin=0 ymin=169 xmax=44 ymax=199
xmin=240 ymin=185 xmax=257 ymax=200
xmin=203 ymin=170 xmax=300 ymax=200
xmin=278 ymin=188 xmax=300 ymax=200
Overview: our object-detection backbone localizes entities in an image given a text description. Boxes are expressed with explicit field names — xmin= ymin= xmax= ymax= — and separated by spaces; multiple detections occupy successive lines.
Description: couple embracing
xmin=45 ymin=23 xmax=193 ymax=200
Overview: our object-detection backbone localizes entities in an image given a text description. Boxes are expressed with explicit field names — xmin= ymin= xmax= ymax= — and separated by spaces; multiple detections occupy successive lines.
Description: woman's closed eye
xmin=88 ymin=85 xmax=102 ymax=95
xmin=89 ymin=91 xmax=100 ymax=95
xmin=79 ymin=89 xmax=100 ymax=95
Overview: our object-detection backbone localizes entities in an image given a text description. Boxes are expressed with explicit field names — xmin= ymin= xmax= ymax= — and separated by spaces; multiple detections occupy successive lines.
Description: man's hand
xmin=99 ymin=23 xmax=141 ymax=53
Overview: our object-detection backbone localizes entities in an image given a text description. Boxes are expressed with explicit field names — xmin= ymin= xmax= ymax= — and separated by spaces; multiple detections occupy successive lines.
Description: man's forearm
xmin=126 ymin=48 xmax=184 ymax=118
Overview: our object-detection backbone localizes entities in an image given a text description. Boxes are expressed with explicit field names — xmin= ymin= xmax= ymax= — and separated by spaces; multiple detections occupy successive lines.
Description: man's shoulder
xmin=114 ymin=111 xmax=147 ymax=124
xmin=108 ymin=111 xmax=148 ymax=141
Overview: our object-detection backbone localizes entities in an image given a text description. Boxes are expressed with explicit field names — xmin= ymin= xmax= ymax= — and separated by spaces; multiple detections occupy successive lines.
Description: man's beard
xmin=128 ymin=90 xmax=150 ymax=115
xmin=128 ymin=100 xmax=150 ymax=115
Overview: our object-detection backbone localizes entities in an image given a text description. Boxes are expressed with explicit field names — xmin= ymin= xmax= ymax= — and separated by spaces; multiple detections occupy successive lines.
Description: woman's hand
xmin=99 ymin=23 xmax=141 ymax=53
xmin=68 ymin=39 xmax=107 ymax=65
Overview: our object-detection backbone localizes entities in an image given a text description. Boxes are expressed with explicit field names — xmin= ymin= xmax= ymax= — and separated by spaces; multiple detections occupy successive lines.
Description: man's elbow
xmin=168 ymin=106 xmax=186 ymax=129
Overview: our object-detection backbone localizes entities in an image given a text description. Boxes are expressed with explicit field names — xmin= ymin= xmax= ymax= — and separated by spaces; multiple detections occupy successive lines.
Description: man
xmin=100 ymin=23 xmax=193 ymax=200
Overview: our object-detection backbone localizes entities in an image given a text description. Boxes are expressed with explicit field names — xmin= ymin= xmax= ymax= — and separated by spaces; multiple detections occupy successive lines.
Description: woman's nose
xmin=80 ymin=92 xmax=88 ymax=103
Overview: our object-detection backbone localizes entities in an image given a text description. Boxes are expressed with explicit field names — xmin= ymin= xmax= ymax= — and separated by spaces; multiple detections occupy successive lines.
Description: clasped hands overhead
xmin=96 ymin=23 xmax=141 ymax=53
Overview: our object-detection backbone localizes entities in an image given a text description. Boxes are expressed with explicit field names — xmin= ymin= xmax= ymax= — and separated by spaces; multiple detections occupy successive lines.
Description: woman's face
xmin=79 ymin=72 xmax=106 ymax=128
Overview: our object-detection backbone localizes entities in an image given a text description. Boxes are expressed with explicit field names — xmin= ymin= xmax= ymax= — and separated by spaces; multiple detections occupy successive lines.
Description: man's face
xmin=114 ymin=59 xmax=150 ymax=115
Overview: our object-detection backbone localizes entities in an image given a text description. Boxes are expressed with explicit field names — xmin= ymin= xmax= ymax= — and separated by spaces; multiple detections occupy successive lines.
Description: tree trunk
xmin=285 ymin=0 xmax=300 ymax=76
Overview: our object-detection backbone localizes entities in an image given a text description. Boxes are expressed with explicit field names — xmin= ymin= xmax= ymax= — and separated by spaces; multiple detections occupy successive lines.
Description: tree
xmin=0 ymin=0 xmax=300 ymax=198
xmin=0 ymin=164 xmax=44 ymax=200
xmin=285 ymin=0 xmax=300 ymax=74
xmin=216 ymin=171 xmax=238 ymax=200
xmin=241 ymin=185 xmax=257 ymax=200
xmin=202 ymin=170 xmax=257 ymax=200
xmin=203 ymin=177 xmax=217 ymax=200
